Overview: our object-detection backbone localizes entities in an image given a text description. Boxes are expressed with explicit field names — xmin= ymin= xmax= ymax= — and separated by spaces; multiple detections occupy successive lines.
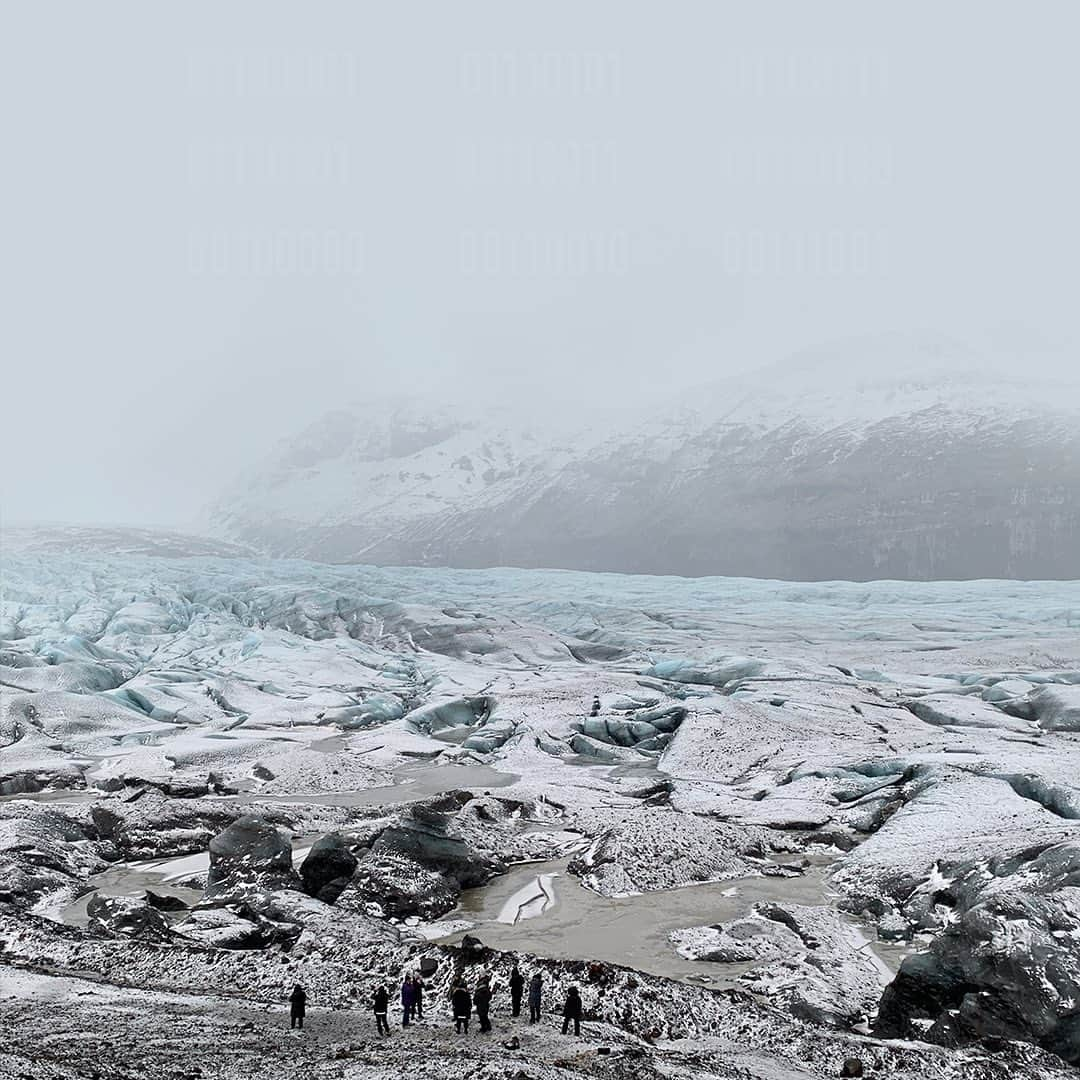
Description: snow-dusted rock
xmin=297 ymin=832 xmax=358 ymax=903
xmin=569 ymin=806 xmax=800 ymax=896
xmin=877 ymin=840 xmax=1080 ymax=1063
xmin=676 ymin=902 xmax=889 ymax=1027
xmin=204 ymin=815 xmax=300 ymax=901
xmin=86 ymin=894 xmax=171 ymax=941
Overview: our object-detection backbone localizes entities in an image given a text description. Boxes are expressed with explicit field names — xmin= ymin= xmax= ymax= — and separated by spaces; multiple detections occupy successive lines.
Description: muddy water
xmin=60 ymin=865 xmax=204 ymax=928
xmin=428 ymin=842 xmax=915 ymax=987
xmin=0 ymin=787 xmax=100 ymax=805
xmin=427 ymin=852 xmax=875 ymax=987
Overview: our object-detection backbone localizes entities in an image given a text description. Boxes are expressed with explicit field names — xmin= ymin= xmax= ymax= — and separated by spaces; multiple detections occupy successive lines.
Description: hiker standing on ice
xmin=289 ymin=984 xmax=306 ymax=1030
xmin=401 ymin=974 xmax=416 ymax=1026
xmin=528 ymin=973 xmax=543 ymax=1023
xmin=452 ymin=980 xmax=472 ymax=1034
xmin=411 ymin=974 xmax=425 ymax=1020
xmin=372 ymin=984 xmax=390 ymax=1035
xmin=509 ymin=965 xmax=525 ymax=1017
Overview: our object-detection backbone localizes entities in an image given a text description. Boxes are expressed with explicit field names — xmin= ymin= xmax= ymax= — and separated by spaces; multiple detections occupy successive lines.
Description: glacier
xmin=2 ymin=545 xmax=1080 ymax=1077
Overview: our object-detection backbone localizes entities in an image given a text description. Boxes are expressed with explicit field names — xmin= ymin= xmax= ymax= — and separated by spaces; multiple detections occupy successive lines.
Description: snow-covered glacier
xmin=3 ymin=544 xmax=1080 ymax=1078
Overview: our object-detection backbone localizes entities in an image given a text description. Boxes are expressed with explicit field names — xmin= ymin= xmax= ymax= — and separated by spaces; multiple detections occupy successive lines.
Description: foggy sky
xmin=3 ymin=1 xmax=1079 ymax=528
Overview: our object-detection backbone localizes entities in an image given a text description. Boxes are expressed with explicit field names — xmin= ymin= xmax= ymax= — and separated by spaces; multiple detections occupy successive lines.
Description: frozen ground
xmin=2 ymin=546 xmax=1080 ymax=1076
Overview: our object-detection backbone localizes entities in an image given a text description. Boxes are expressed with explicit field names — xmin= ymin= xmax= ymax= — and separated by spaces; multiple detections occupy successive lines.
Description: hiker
xmin=474 ymin=975 xmax=493 ymax=1033
xmin=289 ymin=984 xmax=306 ymax=1030
xmin=528 ymin=973 xmax=543 ymax=1023
xmin=590 ymin=695 xmax=601 ymax=717
xmin=452 ymin=980 xmax=472 ymax=1034
xmin=412 ymin=974 xmax=425 ymax=1020
xmin=509 ymin=965 xmax=525 ymax=1017
xmin=373 ymin=984 xmax=390 ymax=1035
xmin=562 ymin=986 xmax=582 ymax=1036
xmin=401 ymin=974 xmax=415 ymax=1026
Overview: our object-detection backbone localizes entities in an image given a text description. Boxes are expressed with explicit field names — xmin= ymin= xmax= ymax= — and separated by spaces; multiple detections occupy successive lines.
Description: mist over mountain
xmin=209 ymin=335 xmax=1080 ymax=580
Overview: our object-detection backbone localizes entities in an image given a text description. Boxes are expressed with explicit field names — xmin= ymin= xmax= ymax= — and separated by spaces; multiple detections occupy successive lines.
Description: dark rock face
xmin=89 ymin=793 xmax=242 ymax=863
xmin=345 ymin=796 xmax=507 ymax=919
xmin=0 ymin=805 xmax=104 ymax=912
xmin=298 ymin=833 xmax=358 ymax=903
xmin=86 ymin=894 xmax=172 ymax=941
xmin=144 ymin=890 xmax=190 ymax=912
xmin=372 ymin=818 xmax=503 ymax=888
xmin=875 ymin=840 xmax=1080 ymax=1063
xmin=349 ymin=850 xmax=458 ymax=919
xmin=205 ymin=815 xmax=299 ymax=899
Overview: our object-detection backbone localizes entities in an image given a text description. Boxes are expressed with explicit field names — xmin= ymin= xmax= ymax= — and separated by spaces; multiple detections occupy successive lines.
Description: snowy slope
xmin=208 ymin=335 xmax=1080 ymax=579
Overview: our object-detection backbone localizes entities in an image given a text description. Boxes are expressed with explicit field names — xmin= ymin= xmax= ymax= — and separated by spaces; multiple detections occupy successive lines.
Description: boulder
xmin=459 ymin=934 xmax=487 ymax=959
xmin=876 ymin=840 xmax=1080 ymax=1063
xmin=205 ymin=814 xmax=298 ymax=897
xmin=349 ymin=850 xmax=458 ymax=919
xmin=372 ymin=813 xmax=504 ymax=889
xmin=144 ymin=889 xmax=190 ymax=912
xmin=179 ymin=906 xmax=300 ymax=950
xmin=86 ymin=894 xmax=172 ymax=941
xmin=299 ymin=833 xmax=358 ymax=904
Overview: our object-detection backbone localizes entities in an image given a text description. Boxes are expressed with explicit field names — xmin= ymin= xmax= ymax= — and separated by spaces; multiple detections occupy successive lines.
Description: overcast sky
xmin=3 ymin=1 xmax=1078 ymax=527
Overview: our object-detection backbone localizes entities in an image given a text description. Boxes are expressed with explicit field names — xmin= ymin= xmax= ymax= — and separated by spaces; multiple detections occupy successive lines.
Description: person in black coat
xmin=474 ymin=977 xmax=493 ymax=1033
xmin=372 ymin=984 xmax=390 ymax=1035
xmin=289 ymin=984 xmax=306 ymax=1030
xmin=452 ymin=981 xmax=472 ymax=1034
xmin=509 ymin=966 xmax=525 ymax=1017
xmin=411 ymin=975 xmax=425 ymax=1020
xmin=562 ymin=986 xmax=582 ymax=1036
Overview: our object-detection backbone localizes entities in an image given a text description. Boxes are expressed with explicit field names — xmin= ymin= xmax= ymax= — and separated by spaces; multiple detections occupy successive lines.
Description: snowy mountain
xmin=209 ymin=336 xmax=1080 ymax=580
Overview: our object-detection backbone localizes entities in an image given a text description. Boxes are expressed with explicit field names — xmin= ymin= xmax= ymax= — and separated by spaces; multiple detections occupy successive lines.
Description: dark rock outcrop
xmin=86 ymin=894 xmax=172 ymax=941
xmin=875 ymin=840 xmax=1080 ymax=1063
xmin=299 ymin=833 xmax=358 ymax=903
xmin=144 ymin=890 xmax=190 ymax=912
xmin=345 ymin=794 xmax=506 ymax=919
xmin=202 ymin=815 xmax=300 ymax=912
xmin=206 ymin=815 xmax=296 ymax=891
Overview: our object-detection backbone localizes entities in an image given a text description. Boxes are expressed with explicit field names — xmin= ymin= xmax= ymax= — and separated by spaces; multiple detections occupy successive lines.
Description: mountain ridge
xmin=208 ymin=337 xmax=1080 ymax=580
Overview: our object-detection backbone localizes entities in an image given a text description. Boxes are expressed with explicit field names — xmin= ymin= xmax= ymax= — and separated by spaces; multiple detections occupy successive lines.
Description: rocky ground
xmin=3 ymin=548 xmax=1080 ymax=1077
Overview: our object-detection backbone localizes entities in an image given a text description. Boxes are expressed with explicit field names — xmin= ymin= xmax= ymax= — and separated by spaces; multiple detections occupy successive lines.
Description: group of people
xmin=448 ymin=967 xmax=582 ymax=1036
xmin=289 ymin=967 xmax=586 ymax=1038
xmin=372 ymin=973 xmax=427 ymax=1032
